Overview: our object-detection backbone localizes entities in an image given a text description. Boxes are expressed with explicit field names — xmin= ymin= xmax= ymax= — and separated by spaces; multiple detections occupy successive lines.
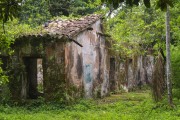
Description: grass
xmin=0 ymin=90 xmax=180 ymax=120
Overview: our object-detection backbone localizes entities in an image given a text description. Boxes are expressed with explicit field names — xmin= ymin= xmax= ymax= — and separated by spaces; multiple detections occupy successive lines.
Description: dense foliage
xmin=0 ymin=0 xmax=21 ymax=23
xmin=171 ymin=45 xmax=180 ymax=99
xmin=18 ymin=0 xmax=102 ymax=26
xmin=19 ymin=0 xmax=51 ymax=26
xmin=101 ymin=0 xmax=173 ymax=10
xmin=105 ymin=4 xmax=165 ymax=58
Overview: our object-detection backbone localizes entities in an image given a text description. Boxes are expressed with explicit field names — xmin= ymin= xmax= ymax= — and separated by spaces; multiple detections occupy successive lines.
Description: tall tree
xmin=165 ymin=5 xmax=173 ymax=106
xmin=0 ymin=0 xmax=22 ymax=32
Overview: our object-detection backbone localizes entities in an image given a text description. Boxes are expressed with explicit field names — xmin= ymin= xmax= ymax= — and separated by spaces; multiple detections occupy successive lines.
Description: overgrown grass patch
xmin=0 ymin=90 xmax=179 ymax=120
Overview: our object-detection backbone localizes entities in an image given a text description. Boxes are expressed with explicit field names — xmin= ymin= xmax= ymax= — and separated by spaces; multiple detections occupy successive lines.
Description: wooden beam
xmin=64 ymin=35 xmax=83 ymax=47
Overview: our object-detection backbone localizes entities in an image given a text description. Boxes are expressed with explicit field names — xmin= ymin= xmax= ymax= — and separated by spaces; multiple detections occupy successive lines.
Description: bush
xmin=0 ymin=85 xmax=11 ymax=103
xmin=171 ymin=45 xmax=180 ymax=99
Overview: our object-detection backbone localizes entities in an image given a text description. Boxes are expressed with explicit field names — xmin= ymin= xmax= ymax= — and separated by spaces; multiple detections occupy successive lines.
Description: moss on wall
xmin=7 ymin=36 xmax=75 ymax=103
xmin=8 ymin=59 xmax=25 ymax=101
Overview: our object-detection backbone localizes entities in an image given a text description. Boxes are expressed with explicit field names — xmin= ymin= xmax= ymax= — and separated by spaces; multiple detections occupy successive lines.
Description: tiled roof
xmin=44 ymin=14 xmax=102 ymax=38
xmin=14 ymin=14 xmax=102 ymax=47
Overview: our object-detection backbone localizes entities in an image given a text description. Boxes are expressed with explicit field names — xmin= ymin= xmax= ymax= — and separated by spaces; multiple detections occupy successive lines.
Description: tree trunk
xmin=165 ymin=5 xmax=173 ymax=106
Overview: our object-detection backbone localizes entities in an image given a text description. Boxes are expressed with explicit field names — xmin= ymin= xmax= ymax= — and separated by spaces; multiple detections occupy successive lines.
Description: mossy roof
xmin=44 ymin=14 xmax=102 ymax=38
xmin=15 ymin=14 xmax=102 ymax=43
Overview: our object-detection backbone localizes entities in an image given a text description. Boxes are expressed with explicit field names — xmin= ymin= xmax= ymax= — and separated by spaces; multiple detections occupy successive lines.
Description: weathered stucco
xmin=112 ymin=55 xmax=154 ymax=92
xmin=6 ymin=15 xmax=111 ymax=102
xmin=6 ymin=33 xmax=70 ymax=101
xmin=65 ymin=20 xmax=110 ymax=98
xmin=43 ymin=42 xmax=66 ymax=101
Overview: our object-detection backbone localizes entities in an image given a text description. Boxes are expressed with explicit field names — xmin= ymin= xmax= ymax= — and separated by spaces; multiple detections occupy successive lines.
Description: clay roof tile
xmin=45 ymin=14 xmax=101 ymax=37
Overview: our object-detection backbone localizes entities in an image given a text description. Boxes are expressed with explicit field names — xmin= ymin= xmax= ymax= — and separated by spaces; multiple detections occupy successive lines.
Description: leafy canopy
xmin=101 ymin=0 xmax=173 ymax=10
xmin=0 ymin=0 xmax=22 ymax=23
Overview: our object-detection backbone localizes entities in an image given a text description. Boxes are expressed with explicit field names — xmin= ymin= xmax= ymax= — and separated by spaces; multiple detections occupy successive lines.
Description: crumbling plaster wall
xmin=9 ymin=39 xmax=45 ymax=100
xmin=43 ymin=42 xmax=67 ymax=101
xmin=9 ymin=38 xmax=68 ymax=101
xmin=8 ymin=19 xmax=110 ymax=101
xmin=65 ymin=20 xmax=110 ymax=98
xmin=113 ymin=55 xmax=154 ymax=91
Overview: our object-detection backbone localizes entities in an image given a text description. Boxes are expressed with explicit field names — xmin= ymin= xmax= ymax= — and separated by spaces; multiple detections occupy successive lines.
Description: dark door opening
xmin=24 ymin=58 xmax=44 ymax=99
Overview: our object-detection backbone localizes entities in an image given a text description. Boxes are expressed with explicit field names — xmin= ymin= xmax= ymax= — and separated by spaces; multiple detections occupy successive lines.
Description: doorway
xmin=24 ymin=58 xmax=44 ymax=99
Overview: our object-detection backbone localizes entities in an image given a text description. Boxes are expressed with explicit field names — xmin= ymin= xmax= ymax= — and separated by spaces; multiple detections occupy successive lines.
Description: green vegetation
xmin=0 ymin=0 xmax=180 ymax=118
xmin=171 ymin=45 xmax=180 ymax=99
xmin=101 ymin=0 xmax=173 ymax=10
xmin=18 ymin=0 xmax=102 ymax=26
xmin=0 ymin=63 xmax=8 ymax=85
xmin=105 ymin=5 xmax=165 ymax=58
xmin=0 ymin=90 xmax=179 ymax=120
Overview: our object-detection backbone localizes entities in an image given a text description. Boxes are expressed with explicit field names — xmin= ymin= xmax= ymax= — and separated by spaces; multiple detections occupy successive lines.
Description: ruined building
xmin=112 ymin=55 xmax=155 ymax=92
xmin=0 ymin=14 xmax=155 ymax=101
xmin=4 ymin=14 xmax=112 ymax=101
